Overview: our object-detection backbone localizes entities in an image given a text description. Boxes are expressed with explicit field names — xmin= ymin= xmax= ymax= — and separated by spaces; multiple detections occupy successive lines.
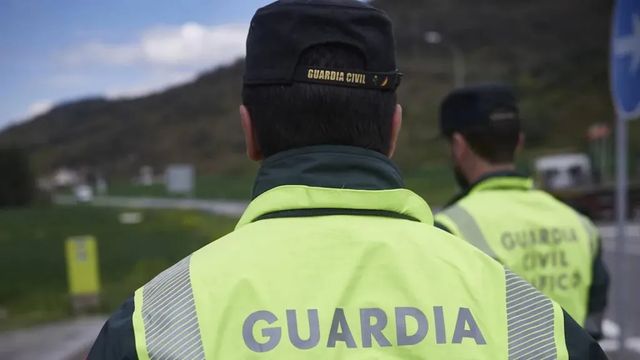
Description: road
xmin=0 ymin=316 xmax=106 ymax=360
xmin=598 ymin=223 xmax=640 ymax=359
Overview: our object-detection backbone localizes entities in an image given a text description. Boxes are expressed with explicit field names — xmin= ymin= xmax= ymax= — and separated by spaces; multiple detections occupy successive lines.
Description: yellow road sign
xmin=65 ymin=236 xmax=101 ymax=296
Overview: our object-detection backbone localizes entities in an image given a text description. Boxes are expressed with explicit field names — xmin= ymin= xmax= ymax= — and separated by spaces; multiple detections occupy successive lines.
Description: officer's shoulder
xmin=138 ymin=230 xmax=239 ymax=288
xmin=535 ymin=189 xmax=597 ymax=222
xmin=410 ymin=220 xmax=505 ymax=268
xmin=439 ymin=190 xmax=486 ymax=213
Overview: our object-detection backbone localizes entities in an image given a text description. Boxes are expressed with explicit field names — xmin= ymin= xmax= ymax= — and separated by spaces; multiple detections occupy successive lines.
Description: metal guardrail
xmin=54 ymin=195 xmax=249 ymax=217
xmin=598 ymin=223 xmax=640 ymax=256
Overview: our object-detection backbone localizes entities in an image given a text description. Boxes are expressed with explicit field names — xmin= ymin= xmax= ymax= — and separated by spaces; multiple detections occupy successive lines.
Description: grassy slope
xmin=0 ymin=206 xmax=237 ymax=330
xmin=108 ymin=174 xmax=256 ymax=200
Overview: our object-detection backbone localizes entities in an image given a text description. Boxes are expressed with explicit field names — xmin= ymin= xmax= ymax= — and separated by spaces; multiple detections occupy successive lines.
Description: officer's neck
xmin=465 ymin=161 xmax=516 ymax=185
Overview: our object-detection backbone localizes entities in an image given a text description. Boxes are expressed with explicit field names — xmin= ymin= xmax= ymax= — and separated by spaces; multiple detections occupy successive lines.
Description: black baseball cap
xmin=244 ymin=0 xmax=401 ymax=91
xmin=439 ymin=84 xmax=520 ymax=138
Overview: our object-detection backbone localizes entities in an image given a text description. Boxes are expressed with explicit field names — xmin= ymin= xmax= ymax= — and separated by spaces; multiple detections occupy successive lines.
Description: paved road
xmin=0 ymin=316 xmax=106 ymax=360
xmin=54 ymin=195 xmax=248 ymax=217
xmin=598 ymin=223 xmax=640 ymax=359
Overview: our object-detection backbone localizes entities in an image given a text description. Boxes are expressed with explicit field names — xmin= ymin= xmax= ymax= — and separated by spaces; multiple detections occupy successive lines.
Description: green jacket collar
xmin=470 ymin=173 xmax=534 ymax=194
xmin=238 ymin=146 xmax=433 ymax=228
xmin=252 ymin=145 xmax=404 ymax=198
xmin=445 ymin=171 xmax=533 ymax=208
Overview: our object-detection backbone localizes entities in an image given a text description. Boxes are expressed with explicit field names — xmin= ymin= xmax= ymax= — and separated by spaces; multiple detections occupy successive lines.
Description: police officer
xmin=434 ymin=84 xmax=610 ymax=340
xmin=89 ymin=2 xmax=605 ymax=359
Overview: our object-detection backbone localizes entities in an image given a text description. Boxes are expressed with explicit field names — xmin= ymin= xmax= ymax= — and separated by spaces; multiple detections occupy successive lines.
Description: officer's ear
xmin=451 ymin=132 xmax=469 ymax=163
xmin=240 ymin=105 xmax=264 ymax=161
xmin=387 ymin=104 xmax=403 ymax=158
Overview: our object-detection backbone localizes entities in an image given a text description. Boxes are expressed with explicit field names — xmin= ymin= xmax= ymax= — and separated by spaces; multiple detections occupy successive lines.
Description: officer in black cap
xmin=88 ymin=4 xmax=604 ymax=359
xmin=437 ymin=85 xmax=522 ymax=191
xmin=435 ymin=84 xmax=610 ymax=341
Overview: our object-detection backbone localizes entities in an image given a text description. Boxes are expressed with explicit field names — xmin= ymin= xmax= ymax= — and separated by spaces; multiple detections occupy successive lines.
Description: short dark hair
xmin=242 ymin=44 xmax=397 ymax=158
xmin=459 ymin=121 xmax=521 ymax=164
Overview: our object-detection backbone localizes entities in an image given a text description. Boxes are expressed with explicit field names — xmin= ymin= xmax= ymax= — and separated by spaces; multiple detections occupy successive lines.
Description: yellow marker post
xmin=65 ymin=236 xmax=101 ymax=312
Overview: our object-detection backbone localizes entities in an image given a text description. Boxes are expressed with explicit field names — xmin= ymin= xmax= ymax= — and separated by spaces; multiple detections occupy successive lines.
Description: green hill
xmin=1 ymin=0 xmax=637 ymax=179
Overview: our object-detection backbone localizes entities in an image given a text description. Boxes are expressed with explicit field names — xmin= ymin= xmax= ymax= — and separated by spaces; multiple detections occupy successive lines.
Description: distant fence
xmin=54 ymin=195 xmax=248 ymax=218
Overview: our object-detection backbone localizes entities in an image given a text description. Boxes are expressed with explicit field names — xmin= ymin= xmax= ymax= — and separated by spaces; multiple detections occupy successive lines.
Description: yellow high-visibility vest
xmin=436 ymin=176 xmax=598 ymax=326
xmin=131 ymin=183 xmax=569 ymax=359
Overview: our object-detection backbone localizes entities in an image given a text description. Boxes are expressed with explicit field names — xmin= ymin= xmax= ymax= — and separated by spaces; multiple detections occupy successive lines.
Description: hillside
xmin=1 ymin=0 xmax=637 ymax=177
xmin=0 ymin=63 xmax=248 ymax=175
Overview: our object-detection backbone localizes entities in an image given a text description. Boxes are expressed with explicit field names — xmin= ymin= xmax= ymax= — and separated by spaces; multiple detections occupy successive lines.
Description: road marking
xmin=599 ymin=339 xmax=619 ymax=352
xmin=599 ymin=319 xmax=640 ymax=354
xmin=629 ymin=338 xmax=640 ymax=354
xmin=604 ymin=319 xmax=621 ymax=338
xmin=600 ymin=338 xmax=640 ymax=354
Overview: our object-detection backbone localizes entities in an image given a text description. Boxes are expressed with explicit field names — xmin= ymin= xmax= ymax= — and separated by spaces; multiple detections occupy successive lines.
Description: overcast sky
xmin=0 ymin=0 xmax=272 ymax=129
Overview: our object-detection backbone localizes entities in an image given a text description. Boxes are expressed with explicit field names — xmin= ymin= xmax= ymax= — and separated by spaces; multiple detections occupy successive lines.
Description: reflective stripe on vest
xmin=133 ymin=258 xmax=566 ymax=358
xmin=441 ymin=205 xmax=497 ymax=259
xmin=141 ymin=256 xmax=204 ymax=360
xmin=505 ymin=269 xmax=557 ymax=360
